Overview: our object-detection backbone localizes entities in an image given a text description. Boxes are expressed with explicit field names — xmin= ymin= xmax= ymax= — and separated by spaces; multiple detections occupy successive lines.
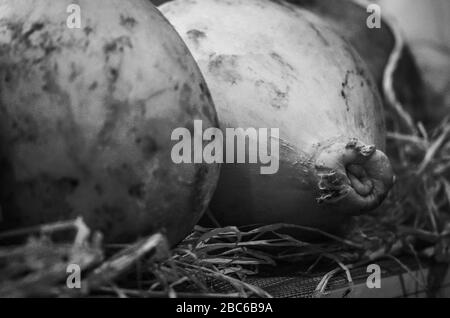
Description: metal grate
xmin=211 ymin=257 xmax=440 ymax=298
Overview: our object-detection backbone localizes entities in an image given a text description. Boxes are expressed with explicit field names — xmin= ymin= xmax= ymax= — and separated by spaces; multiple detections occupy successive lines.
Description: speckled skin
xmin=0 ymin=0 xmax=220 ymax=244
xmin=160 ymin=0 xmax=393 ymax=233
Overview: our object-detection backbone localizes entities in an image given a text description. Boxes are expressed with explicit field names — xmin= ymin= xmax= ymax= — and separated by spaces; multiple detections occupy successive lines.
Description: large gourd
xmin=160 ymin=0 xmax=394 ymax=233
xmin=0 ymin=0 xmax=220 ymax=244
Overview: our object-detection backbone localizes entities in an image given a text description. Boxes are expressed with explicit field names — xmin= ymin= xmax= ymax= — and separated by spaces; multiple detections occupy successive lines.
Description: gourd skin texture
xmin=160 ymin=0 xmax=394 ymax=232
xmin=0 ymin=0 xmax=220 ymax=244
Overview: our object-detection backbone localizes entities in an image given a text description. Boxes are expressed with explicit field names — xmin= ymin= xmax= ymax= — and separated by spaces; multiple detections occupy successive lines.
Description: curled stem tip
xmin=315 ymin=138 xmax=394 ymax=214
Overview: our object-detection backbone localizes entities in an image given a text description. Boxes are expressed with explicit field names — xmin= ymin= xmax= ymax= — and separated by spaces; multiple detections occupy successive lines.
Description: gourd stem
xmin=314 ymin=138 xmax=394 ymax=215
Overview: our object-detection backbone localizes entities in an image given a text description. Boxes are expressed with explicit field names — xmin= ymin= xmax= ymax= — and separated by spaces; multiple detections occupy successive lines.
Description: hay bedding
xmin=0 ymin=3 xmax=449 ymax=299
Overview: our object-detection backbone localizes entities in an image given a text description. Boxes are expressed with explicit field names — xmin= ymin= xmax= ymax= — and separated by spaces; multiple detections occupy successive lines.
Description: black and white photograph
xmin=0 ymin=0 xmax=449 ymax=302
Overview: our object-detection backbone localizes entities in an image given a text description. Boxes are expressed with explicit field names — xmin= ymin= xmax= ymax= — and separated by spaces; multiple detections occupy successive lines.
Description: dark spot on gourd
xmin=103 ymin=36 xmax=133 ymax=56
xmin=148 ymin=88 xmax=167 ymax=100
xmin=108 ymin=68 xmax=119 ymax=82
xmin=256 ymin=80 xmax=289 ymax=110
xmin=120 ymin=15 xmax=137 ymax=29
xmin=256 ymin=79 xmax=265 ymax=86
xmin=308 ymin=22 xmax=329 ymax=46
xmin=187 ymin=29 xmax=206 ymax=46
xmin=341 ymin=70 xmax=352 ymax=111
xmin=356 ymin=66 xmax=366 ymax=78
xmin=199 ymin=82 xmax=207 ymax=94
xmin=272 ymin=88 xmax=289 ymax=110
xmin=135 ymin=135 xmax=159 ymax=158
xmin=270 ymin=52 xmax=294 ymax=71
xmin=89 ymin=81 xmax=98 ymax=90
xmin=103 ymin=42 xmax=118 ymax=54
xmin=69 ymin=62 xmax=80 ymax=82
xmin=23 ymin=22 xmax=44 ymax=39
xmin=128 ymin=183 xmax=145 ymax=199
xmin=84 ymin=26 xmax=93 ymax=36
xmin=208 ymin=55 xmax=241 ymax=85
xmin=12 ymin=21 xmax=59 ymax=58
xmin=97 ymin=101 xmax=124 ymax=146
xmin=342 ymin=70 xmax=350 ymax=88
